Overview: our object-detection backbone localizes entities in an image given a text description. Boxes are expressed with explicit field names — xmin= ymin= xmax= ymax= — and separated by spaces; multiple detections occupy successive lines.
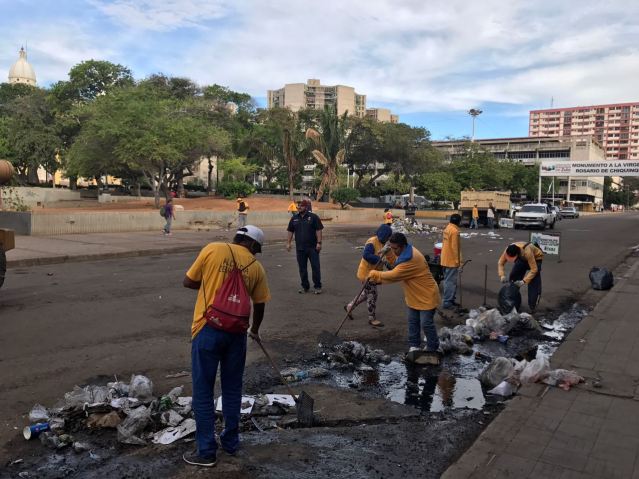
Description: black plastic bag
xmin=589 ymin=267 xmax=613 ymax=290
xmin=498 ymin=283 xmax=522 ymax=315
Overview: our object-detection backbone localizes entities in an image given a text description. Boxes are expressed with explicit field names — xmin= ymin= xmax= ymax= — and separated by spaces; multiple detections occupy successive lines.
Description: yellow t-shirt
xmin=356 ymin=236 xmax=397 ymax=281
xmin=288 ymin=202 xmax=298 ymax=213
xmin=186 ymin=243 xmax=271 ymax=338
xmin=384 ymin=212 xmax=393 ymax=224
xmin=368 ymin=246 xmax=440 ymax=310
xmin=440 ymin=223 xmax=461 ymax=268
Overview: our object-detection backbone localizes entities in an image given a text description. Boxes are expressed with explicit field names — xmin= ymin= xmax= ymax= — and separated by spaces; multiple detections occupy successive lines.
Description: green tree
xmin=415 ymin=171 xmax=461 ymax=205
xmin=4 ymin=89 xmax=59 ymax=184
xmin=332 ymin=187 xmax=360 ymax=209
xmin=344 ymin=117 xmax=385 ymax=187
xmin=305 ymin=106 xmax=349 ymax=201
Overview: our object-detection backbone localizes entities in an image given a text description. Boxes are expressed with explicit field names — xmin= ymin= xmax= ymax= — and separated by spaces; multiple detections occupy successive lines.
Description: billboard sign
xmin=540 ymin=161 xmax=639 ymax=177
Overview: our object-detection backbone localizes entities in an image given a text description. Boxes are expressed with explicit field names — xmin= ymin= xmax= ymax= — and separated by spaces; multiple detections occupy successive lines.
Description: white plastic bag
xmin=487 ymin=381 xmax=516 ymax=396
xmin=520 ymin=355 xmax=550 ymax=384
xmin=129 ymin=375 xmax=154 ymax=402
xmin=479 ymin=357 xmax=515 ymax=387
xmin=116 ymin=406 xmax=151 ymax=445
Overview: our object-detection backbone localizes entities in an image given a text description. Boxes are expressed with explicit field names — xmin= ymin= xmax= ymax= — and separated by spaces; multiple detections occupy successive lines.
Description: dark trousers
xmin=296 ymin=247 xmax=322 ymax=290
xmin=509 ymin=259 xmax=542 ymax=310
xmin=191 ymin=325 xmax=246 ymax=459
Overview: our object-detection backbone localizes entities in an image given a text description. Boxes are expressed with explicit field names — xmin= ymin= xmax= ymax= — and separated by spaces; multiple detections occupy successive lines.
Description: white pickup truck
xmin=513 ymin=203 xmax=555 ymax=230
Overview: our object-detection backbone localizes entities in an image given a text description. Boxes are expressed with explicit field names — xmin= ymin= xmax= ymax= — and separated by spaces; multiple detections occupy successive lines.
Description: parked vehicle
xmin=514 ymin=203 xmax=555 ymax=230
xmin=459 ymin=190 xmax=511 ymax=227
xmin=550 ymin=206 xmax=562 ymax=222
xmin=560 ymin=206 xmax=580 ymax=219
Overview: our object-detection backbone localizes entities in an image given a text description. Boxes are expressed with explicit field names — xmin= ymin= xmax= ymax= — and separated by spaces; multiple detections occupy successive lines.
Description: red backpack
xmin=203 ymin=245 xmax=256 ymax=334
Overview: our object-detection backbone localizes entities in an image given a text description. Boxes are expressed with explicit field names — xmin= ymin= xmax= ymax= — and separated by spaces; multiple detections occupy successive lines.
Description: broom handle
xmin=254 ymin=338 xmax=298 ymax=399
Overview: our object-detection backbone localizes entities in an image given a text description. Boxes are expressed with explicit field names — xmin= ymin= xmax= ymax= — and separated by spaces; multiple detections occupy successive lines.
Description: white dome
xmin=8 ymin=47 xmax=36 ymax=86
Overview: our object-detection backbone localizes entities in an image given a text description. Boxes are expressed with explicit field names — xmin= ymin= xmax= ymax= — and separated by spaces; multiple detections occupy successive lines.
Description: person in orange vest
xmin=470 ymin=204 xmax=479 ymax=229
xmin=287 ymin=200 xmax=298 ymax=216
xmin=441 ymin=214 xmax=462 ymax=309
xmin=383 ymin=208 xmax=393 ymax=225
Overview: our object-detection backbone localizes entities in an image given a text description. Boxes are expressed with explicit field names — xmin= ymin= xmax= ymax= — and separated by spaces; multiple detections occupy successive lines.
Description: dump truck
xmin=0 ymin=159 xmax=16 ymax=289
xmin=459 ymin=190 xmax=511 ymax=228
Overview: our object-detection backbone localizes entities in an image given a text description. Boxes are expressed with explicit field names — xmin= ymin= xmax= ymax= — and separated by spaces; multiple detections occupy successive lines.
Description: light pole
xmin=468 ymin=108 xmax=482 ymax=142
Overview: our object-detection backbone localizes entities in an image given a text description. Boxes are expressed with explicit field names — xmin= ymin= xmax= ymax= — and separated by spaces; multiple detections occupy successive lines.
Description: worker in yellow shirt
xmin=287 ymin=200 xmax=298 ymax=216
xmin=237 ymin=197 xmax=249 ymax=227
xmin=182 ymin=225 xmax=270 ymax=466
xmin=368 ymin=232 xmax=441 ymax=358
xmin=441 ymin=214 xmax=462 ymax=309
xmin=470 ymin=204 xmax=479 ymax=229
xmin=345 ymin=224 xmax=396 ymax=328
xmin=383 ymin=208 xmax=393 ymax=225
xmin=497 ymin=242 xmax=544 ymax=312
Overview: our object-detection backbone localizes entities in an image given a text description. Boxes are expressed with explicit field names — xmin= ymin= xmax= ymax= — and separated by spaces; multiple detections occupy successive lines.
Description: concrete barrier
xmin=10 ymin=187 xmax=81 ymax=207
xmin=0 ymin=211 xmax=31 ymax=235
xmin=26 ymin=207 xmax=403 ymax=235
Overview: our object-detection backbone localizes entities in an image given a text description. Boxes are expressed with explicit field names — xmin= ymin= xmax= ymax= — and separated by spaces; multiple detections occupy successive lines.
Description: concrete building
xmin=8 ymin=47 xmax=36 ymax=86
xmin=529 ymin=102 xmax=639 ymax=161
xmin=268 ymin=79 xmax=366 ymax=117
xmin=432 ymin=136 xmax=605 ymax=205
xmin=366 ymin=108 xmax=399 ymax=123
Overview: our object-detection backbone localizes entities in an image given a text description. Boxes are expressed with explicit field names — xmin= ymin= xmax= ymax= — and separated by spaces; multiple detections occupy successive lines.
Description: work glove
xmin=500 ymin=276 xmax=507 ymax=283
xmin=514 ymin=280 xmax=525 ymax=288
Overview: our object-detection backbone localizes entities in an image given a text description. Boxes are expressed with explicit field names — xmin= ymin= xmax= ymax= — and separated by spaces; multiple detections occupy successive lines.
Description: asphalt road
xmin=1 ymin=212 xmax=638 ymax=471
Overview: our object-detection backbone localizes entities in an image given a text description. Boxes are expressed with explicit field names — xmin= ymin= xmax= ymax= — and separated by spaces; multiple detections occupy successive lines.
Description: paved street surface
xmin=1 ymin=212 xmax=638 ymax=477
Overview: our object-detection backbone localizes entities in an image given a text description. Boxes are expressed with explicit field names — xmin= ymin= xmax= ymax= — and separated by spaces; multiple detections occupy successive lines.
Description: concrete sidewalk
xmin=443 ymin=256 xmax=639 ymax=478
xmin=5 ymin=223 xmax=382 ymax=267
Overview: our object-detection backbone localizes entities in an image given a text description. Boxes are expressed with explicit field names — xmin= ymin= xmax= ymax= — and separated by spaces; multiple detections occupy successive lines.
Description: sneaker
xmin=408 ymin=346 xmax=421 ymax=353
xmin=298 ymin=288 xmax=309 ymax=294
xmin=313 ymin=288 xmax=322 ymax=295
xmin=183 ymin=450 xmax=216 ymax=467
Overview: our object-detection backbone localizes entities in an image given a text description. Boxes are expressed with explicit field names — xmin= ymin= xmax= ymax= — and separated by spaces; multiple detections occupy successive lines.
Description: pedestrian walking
xmin=367 ymin=232 xmax=441 ymax=355
xmin=498 ymin=241 xmax=544 ymax=313
xmin=486 ymin=203 xmax=495 ymax=229
xmin=237 ymin=197 xmax=249 ymax=227
xmin=163 ymin=198 xmax=175 ymax=235
xmin=286 ymin=199 xmax=324 ymax=294
xmin=470 ymin=204 xmax=479 ymax=229
xmin=345 ymin=224 xmax=396 ymax=327
xmin=287 ymin=200 xmax=298 ymax=217
xmin=383 ymin=208 xmax=393 ymax=225
xmin=182 ymin=225 xmax=271 ymax=467
xmin=441 ymin=214 xmax=462 ymax=310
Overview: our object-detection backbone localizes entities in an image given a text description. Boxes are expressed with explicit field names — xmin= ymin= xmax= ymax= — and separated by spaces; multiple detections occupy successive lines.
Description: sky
xmin=1 ymin=0 xmax=639 ymax=140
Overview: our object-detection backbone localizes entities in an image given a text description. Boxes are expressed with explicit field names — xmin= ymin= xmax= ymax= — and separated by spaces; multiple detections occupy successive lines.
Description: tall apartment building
xmin=529 ymin=102 xmax=639 ymax=161
xmin=366 ymin=108 xmax=399 ymax=123
xmin=268 ymin=79 xmax=367 ymax=117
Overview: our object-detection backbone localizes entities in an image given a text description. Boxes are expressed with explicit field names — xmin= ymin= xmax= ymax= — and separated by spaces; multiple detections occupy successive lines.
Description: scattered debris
xmin=28 ymin=404 xmax=49 ymax=423
xmin=152 ymin=418 xmax=196 ymax=445
xmin=87 ymin=411 xmax=122 ymax=429
xmin=116 ymin=406 xmax=152 ymax=445
xmin=165 ymin=371 xmax=190 ymax=379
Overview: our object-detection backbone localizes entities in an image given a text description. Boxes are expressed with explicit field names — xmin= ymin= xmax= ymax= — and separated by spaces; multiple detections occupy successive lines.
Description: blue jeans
xmin=296 ymin=247 xmax=322 ymax=290
xmin=164 ymin=216 xmax=172 ymax=233
xmin=487 ymin=217 xmax=494 ymax=229
xmin=407 ymin=307 xmax=439 ymax=350
xmin=442 ymin=267 xmax=458 ymax=308
xmin=470 ymin=218 xmax=478 ymax=229
xmin=191 ymin=325 xmax=247 ymax=459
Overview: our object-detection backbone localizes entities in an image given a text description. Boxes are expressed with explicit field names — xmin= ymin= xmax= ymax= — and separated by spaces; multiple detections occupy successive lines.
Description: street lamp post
xmin=468 ymin=108 xmax=482 ymax=142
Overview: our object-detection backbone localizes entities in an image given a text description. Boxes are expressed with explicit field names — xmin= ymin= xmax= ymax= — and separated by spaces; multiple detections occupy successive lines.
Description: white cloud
xmin=2 ymin=0 xmax=639 ymax=116
xmin=90 ymin=0 xmax=233 ymax=31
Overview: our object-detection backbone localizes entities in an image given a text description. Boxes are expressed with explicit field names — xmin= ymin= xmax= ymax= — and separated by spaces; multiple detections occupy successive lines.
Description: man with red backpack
xmin=182 ymin=225 xmax=271 ymax=467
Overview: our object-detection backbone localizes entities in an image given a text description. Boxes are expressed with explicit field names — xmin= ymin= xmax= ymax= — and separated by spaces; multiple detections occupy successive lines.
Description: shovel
xmin=253 ymin=338 xmax=315 ymax=427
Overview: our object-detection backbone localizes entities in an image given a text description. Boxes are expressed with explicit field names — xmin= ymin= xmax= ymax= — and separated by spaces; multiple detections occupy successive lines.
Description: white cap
xmin=236 ymin=225 xmax=265 ymax=251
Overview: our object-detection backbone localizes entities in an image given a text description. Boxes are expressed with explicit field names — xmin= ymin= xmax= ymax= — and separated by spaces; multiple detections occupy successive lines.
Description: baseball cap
xmin=236 ymin=225 xmax=264 ymax=252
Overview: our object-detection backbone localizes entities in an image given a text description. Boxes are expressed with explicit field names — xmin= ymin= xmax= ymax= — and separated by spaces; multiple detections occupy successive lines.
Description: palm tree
xmin=305 ymin=106 xmax=348 ymax=201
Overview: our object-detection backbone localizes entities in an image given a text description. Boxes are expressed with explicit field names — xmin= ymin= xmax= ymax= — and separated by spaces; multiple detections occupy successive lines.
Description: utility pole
xmin=468 ymin=109 xmax=482 ymax=142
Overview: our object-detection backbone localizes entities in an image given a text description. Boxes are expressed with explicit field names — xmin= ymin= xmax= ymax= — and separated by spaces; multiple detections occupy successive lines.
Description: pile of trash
xmin=391 ymin=218 xmax=440 ymax=235
xmin=23 ymin=374 xmax=299 ymax=451
xmin=438 ymin=325 xmax=476 ymax=355
xmin=479 ymin=352 xmax=584 ymax=396
xmin=321 ymin=341 xmax=392 ymax=370
xmin=465 ymin=307 xmax=540 ymax=338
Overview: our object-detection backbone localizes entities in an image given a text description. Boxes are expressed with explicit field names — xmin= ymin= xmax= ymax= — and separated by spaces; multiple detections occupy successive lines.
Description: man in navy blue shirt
xmin=286 ymin=200 xmax=324 ymax=294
